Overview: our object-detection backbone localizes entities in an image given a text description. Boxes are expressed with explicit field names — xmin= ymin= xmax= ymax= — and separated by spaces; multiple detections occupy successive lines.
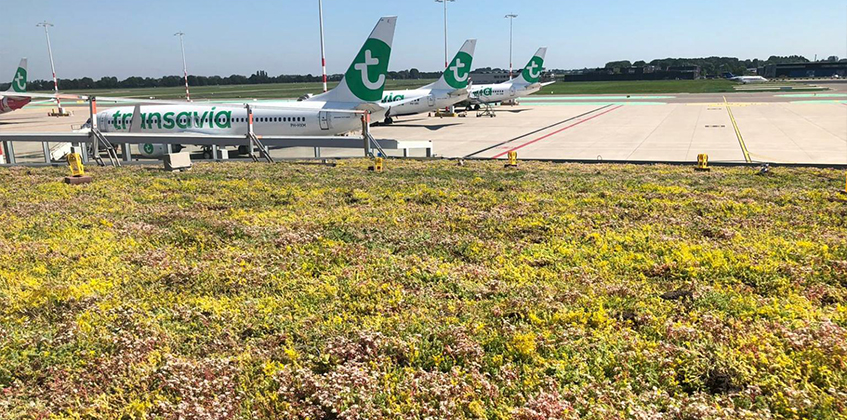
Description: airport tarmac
xmin=373 ymin=100 xmax=846 ymax=164
xmin=2 ymin=89 xmax=846 ymax=165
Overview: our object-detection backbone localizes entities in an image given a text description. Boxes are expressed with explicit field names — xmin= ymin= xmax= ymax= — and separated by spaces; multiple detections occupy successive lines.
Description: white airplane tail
xmin=513 ymin=48 xmax=547 ymax=86
xmin=308 ymin=16 xmax=397 ymax=105
xmin=430 ymin=39 xmax=477 ymax=91
xmin=6 ymin=58 xmax=27 ymax=93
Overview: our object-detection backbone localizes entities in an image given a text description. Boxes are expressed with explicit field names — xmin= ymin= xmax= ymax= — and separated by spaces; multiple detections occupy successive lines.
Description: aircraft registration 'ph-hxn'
xmin=93 ymin=17 xmax=398 ymax=158
xmin=0 ymin=59 xmax=30 ymax=115
xmin=379 ymin=39 xmax=477 ymax=124
xmin=467 ymin=48 xmax=554 ymax=106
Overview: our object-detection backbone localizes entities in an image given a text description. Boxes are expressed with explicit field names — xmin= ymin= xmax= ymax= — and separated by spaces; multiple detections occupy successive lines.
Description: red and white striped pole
xmin=175 ymin=32 xmax=191 ymax=101
xmin=37 ymin=21 xmax=64 ymax=114
xmin=318 ymin=0 xmax=328 ymax=92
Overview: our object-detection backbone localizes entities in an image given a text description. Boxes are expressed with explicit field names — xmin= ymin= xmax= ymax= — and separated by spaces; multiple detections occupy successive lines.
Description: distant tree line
xmin=5 ymin=68 xmax=444 ymax=92
xmin=6 ymin=56 xmax=844 ymax=91
xmin=599 ymin=56 xmax=841 ymax=77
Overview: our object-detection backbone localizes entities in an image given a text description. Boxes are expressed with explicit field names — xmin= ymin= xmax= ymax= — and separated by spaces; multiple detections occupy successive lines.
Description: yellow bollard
xmin=368 ymin=157 xmax=384 ymax=172
xmin=695 ymin=154 xmax=710 ymax=172
xmin=64 ymin=152 xmax=93 ymax=184
xmin=67 ymin=153 xmax=85 ymax=177
xmin=505 ymin=151 xmax=518 ymax=168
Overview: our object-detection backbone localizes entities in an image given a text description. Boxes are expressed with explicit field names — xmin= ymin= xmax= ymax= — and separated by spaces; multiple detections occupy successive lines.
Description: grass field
xmin=541 ymin=79 xmax=739 ymax=95
xmin=1 ymin=161 xmax=846 ymax=419
xmin=33 ymin=80 xmax=438 ymax=101
xmin=32 ymin=79 xmax=755 ymax=101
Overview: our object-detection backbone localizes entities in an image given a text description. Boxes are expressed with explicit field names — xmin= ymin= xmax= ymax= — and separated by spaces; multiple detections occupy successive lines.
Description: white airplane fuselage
xmin=469 ymin=81 xmax=542 ymax=104
xmin=732 ymin=76 xmax=768 ymax=84
xmin=96 ymin=102 xmax=382 ymax=136
xmin=378 ymin=39 xmax=477 ymax=118
xmin=380 ymin=87 xmax=467 ymax=117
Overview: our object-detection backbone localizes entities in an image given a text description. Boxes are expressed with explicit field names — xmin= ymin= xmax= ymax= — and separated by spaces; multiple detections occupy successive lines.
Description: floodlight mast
xmin=318 ymin=0 xmax=328 ymax=92
xmin=505 ymin=14 xmax=518 ymax=79
xmin=36 ymin=21 xmax=63 ymax=113
xmin=174 ymin=32 xmax=191 ymax=101
xmin=435 ymin=0 xmax=455 ymax=69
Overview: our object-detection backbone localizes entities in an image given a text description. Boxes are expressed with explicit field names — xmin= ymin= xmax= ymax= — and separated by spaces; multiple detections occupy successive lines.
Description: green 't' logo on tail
xmin=345 ymin=38 xmax=391 ymax=102
xmin=521 ymin=56 xmax=544 ymax=84
xmin=12 ymin=67 xmax=27 ymax=93
xmin=444 ymin=52 xmax=473 ymax=89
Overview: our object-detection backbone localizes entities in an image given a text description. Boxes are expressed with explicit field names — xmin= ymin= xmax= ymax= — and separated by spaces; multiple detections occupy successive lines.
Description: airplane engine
xmin=137 ymin=143 xmax=183 ymax=159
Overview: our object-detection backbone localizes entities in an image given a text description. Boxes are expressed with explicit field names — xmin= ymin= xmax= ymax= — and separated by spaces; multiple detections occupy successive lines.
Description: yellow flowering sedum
xmin=0 ymin=161 xmax=845 ymax=419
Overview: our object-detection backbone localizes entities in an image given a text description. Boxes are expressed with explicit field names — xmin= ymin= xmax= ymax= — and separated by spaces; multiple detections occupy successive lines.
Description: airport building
xmin=469 ymin=70 xmax=513 ymax=84
xmin=666 ymin=66 xmax=701 ymax=79
xmin=762 ymin=62 xmax=847 ymax=79
xmin=558 ymin=65 xmax=701 ymax=82
xmin=469 ymin=70 xmax=555 ymax=84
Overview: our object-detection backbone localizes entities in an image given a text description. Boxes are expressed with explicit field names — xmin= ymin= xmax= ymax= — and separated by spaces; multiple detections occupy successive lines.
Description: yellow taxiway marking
xmin=723 ymin=96 xmax=752 ymax=163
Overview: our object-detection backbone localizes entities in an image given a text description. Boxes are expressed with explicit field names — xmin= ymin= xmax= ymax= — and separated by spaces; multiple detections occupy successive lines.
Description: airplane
xmin=378 ymin=39 xmax=477 ymax=124
xmin=86 ymin=17 xmax=398 ymax=157
xmin=0 ymin=59 xmax=30 ymax=115
xmin=724 ymin=73 xmax=769 ymax=84
xmin=465 ymin=47 xmax=554 ymax=110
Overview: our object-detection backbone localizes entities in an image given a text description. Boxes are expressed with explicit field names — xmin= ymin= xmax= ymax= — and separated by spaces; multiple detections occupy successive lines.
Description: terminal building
xmin=469 ymin=70 xmax=555 ymax=85
xmin=469 ymin=70 xmax=512 ymax=84
xmin=762 ymin=62 xmax=847 ymax=79
xmin=666 ymin=66 xmax=701 ymax=79
xmin=559 ymin=65 xmax=701 ymax=82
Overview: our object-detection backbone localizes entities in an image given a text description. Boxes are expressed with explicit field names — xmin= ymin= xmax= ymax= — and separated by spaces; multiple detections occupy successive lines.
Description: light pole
xmin=435 ymin=0 xmax=455 ymax=69
xmin=318 ymin=0 xmax=328 ymax=92
xmin=505 ymin=14 xmax=518 ymax=79
xmin=36 ymin=21 xmax=63 ymax=113
xmin=174 ymin=32 xmax=191 ymax=101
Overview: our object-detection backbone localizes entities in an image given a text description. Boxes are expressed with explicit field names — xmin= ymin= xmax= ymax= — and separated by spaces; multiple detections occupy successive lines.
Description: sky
xmin=1 ymin=0 xmax=845 ymax=81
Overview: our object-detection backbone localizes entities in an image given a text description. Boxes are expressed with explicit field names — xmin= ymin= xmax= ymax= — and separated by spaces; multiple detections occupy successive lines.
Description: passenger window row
xmin=104 ymin=115 xmax=307 ymax=126
xmin=254 ymin=116 xmax=306 ymax=123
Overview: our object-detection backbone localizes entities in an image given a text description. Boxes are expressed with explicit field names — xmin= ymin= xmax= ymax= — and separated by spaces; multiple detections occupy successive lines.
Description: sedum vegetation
xmin=0 ymin=161 xmax=845 ymax=419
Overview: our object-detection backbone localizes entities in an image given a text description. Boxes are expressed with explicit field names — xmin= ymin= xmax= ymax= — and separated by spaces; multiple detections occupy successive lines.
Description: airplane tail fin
xmin=6 ymin=58 xmax=27 ymax=93
xmin=309 ymin=16 xmax=397 ymax=104
xmin=430 ymin=39 xmax=477 ymax=91
xmin=514 ymin=48 xmax=547 ymax=86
